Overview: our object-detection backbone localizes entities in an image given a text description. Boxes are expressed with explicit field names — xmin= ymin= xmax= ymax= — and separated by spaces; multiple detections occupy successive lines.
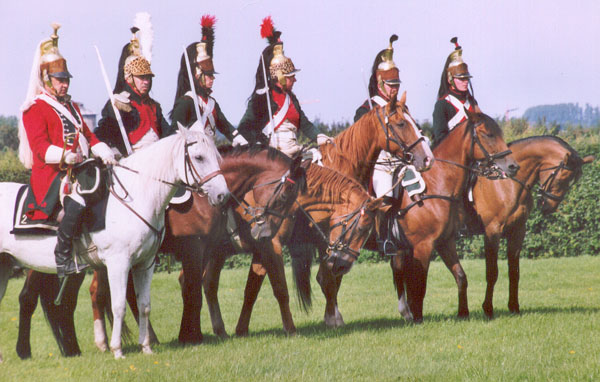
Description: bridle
xmin=538 ymin=161 xmax=577 ymax=204
xmin=435 ymin=119 xmax=512 ymax=179
xmin=107 ymin=139 xmax=223 ymax=235
xmin=230 ymin=170 xmax=300 ymax=229
xmin=296 ymin=199 xmax=370 ymax=262
xmin=375 ymin=107 xmax=425 ymax=165
xmin=183 ymin=141 xmax=223 ymax=194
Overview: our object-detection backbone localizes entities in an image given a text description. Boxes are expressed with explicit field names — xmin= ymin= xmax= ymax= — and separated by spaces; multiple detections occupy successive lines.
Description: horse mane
xmin=509 ymin=135 xmax=583 ymax=169
xmin=304 ymin=164 xmax=367 ymax=204
xmin=218 ymin=144 xmax=290 ymax=163
xmin=323 ymin=107 xmax=381 ymax=173
xmin=120 ymin=131 xmax=217 ymax=190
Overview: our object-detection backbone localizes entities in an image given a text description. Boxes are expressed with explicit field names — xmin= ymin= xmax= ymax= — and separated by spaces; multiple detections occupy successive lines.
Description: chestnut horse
xmin=316 ymin=110 xmax=520 ymax=325
xmin=236 ymin=91 xmax=435 ymax=329
xmin=469 ymin=136 xmax=594 ymax=318
xmin=14 ymin=145 xmax=306 ymax=354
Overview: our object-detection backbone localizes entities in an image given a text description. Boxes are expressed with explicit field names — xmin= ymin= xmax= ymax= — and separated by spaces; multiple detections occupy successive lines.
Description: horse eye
xmin=194 ymin=155 xmax=204 ymax=162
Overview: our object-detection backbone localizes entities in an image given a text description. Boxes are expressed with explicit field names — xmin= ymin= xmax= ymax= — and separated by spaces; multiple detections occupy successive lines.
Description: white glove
xmin=309 ymin=148 xmax=323 ymax=165
xmin=232 ymin=131 xmax=248 ymax=146
xmin=91 ymin=142 xmax=118 ymax=165
xmin=316 ymin=133 xmax=333 ymax=146
xmin=64 ymin=151 xmax=83 ymax=165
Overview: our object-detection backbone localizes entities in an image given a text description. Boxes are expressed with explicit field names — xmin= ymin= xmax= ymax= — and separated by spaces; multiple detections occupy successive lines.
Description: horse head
xmin=324 ymin=197 xmax=383 ymax=276
xmin=538 ymin=150 xmax=594 ymax=215
xmin=176 ymin=121 xmax=230 ymax=207
xmin=378 ymin=91 xmax=434 ymax=173
xmin=465 ymin=109 xmax=520 ymax=178
xmin=250 ymin=153 xmax=307 ymax=240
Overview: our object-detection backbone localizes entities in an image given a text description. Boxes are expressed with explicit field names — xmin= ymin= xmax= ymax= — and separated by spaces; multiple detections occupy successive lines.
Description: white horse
xmin=0 ymin=124 xmax=229 ymax=360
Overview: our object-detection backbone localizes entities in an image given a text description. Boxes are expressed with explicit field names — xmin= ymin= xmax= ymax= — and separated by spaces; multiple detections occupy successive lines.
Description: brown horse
xmin=14 ymin=145 xmax=307 ymax=353
xmin=234 ymin=91 xmax=435 ymax=328
xmin=201 ymin=163 xmax=382 ymax=337
xmin=315 ymin=110 xmax=520 ymax=325
xmin=468 ymin=136 xmax=594 ymax=318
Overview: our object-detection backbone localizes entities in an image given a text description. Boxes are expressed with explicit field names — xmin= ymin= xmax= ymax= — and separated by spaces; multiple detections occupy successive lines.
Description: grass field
xmin=1 ymin=256 xmax=599 ymax=381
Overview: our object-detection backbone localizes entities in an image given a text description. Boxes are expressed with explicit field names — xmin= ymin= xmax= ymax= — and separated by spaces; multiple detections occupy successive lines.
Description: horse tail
xmin=290 ymin=243 xmax=314 ymax=312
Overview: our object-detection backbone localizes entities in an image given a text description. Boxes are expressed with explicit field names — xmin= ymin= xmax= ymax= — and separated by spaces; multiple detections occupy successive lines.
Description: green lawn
xmin=1 ymin=256 xmax=599 ymax=381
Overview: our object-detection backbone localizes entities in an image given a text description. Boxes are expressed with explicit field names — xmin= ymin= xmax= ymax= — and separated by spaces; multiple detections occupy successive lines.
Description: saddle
xmin=12 ymin=159 xmax=110 ymax=235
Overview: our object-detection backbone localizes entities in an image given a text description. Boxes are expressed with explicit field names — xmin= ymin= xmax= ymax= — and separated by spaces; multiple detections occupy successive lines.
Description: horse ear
xmin=368 ymin=197 xmax=385 ymax=211
xmin=386 ymin=93 xmax=398 ymax=114
xmin=583 ymin=155 xmax=595 ymax=165
xmin=176 ymin=121 xmax=190 ymax=139
xmin=465 ymin=107 xmax=479 ymax=122
xmin=398 ymin=91 xmax=407 ymax=108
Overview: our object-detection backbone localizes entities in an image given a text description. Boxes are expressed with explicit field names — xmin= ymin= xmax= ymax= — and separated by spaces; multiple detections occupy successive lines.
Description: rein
xmin=434 ymin=120 xmax=512 ymax=179
xmin=105 ymin=139 xmax=222 ymax=235
xmin=295 ymin=199 xmax=367 ymax=261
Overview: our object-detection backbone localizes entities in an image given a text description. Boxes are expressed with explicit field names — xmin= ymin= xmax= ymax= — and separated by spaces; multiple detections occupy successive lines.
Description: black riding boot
xmin=378 ymin=212 xmax=399 ymax=256
xmin=55 ymin=197 xmax=89 ymax=278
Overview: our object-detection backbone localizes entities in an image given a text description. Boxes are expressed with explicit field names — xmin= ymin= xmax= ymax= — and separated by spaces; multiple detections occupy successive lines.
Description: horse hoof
xmin=112 ymin=348 xmax=125 ymax=360
xmin=141 ymin=345 xmax=153 ymax=355
xmin=96 ymin=342 xmax=108 ymax=352
xmin=457 ymin=312 xmax=470 ymax=320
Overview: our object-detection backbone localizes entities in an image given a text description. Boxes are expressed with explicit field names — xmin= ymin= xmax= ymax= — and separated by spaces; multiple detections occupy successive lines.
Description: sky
xmin=1 ymin=0 xmax=599 ymax=126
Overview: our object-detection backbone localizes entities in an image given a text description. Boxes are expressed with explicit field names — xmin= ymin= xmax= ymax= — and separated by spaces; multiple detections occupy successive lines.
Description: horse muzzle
xmin=325 ymin=252 xmax=354 ymax=276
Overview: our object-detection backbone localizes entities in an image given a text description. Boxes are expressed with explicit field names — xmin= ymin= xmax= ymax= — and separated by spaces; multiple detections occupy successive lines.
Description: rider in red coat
xmin=20 ymin=24 xmax=116 ymax=279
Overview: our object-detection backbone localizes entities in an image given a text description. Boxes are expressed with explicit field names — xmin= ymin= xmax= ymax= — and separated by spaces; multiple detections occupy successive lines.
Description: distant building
xmin=74 ymin=102 xmax=97 ymax=130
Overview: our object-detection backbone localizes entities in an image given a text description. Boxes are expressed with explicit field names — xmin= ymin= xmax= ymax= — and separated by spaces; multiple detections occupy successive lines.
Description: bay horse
xmin=0 ymin=124 xmax=229 ymax=360
xmin=15 ymin=145 xmax=307 ymax=354
xmin=470 ymin=136 xmax=594 ymax=318
xmin=235 ymin=91 xmax=435 ymax=328
xmin=314 ymin=109 xmax=520 ymax=325
xmin=202 ymin=163 xmax=382 ymax=337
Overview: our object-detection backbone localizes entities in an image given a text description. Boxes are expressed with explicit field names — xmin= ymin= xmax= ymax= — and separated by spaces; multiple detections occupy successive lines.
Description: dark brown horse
xmin=14 ymin=145 xmax=307 ymax=354
xmin=468 ymin=136 xmax=594 ymax=318
xmin=315 ymin=110 xmax=520 ymax=325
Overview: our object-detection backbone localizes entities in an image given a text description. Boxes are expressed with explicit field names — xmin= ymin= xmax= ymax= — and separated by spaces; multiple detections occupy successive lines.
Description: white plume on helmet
xmin=133 ymin=12 xmax=153 ymax=63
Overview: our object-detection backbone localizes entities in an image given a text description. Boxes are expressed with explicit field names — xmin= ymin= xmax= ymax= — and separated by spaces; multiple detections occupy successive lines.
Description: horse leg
xmin=316 ymin=261 xmax=345 ymax=328
xmin=482 ymin=234 xmax=501 ymax=318
xmin=131 ymin=258 xmax=155 ymax=355
xmin=39 ymin=272 xmax=85 ymax=357
xmin=260 ymin=244 xmax=296 ymax=335
xmin=506 ymin=225 xmax=526 ymax=314
xmin=436 ymin=239 xmax=469 ymax=318
xmin=390 ymin=255 xmax=413 ymax=321
xmin=179 ymin=240 xmax=206 ymax=344
xmin=16 ymin=270 xmax=38 ymax=359
xmin=90 ymin=270 xmax=109 ymax=352
xmin=403 ymin=242 xmax=433 ymax=323
xmin=202 ymin=248 xmax=228 ymax=338
xmin=126 ymin=271 xmax=159 ymax=345
xmin=105 ymin=259 xmax=131 ymax=359
xmin=0 ymin=255 xmax=12 ymax=362
xmin=236 ymin=252 xmax=266 ymax=337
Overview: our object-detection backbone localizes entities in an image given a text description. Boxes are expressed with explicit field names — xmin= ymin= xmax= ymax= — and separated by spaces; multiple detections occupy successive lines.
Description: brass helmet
xmin=195 ymin=14 xmax=217 ymax=76
xmin=446 ymin=37 xmax=472 ymax=81
xmin=39 ymin=23 xmax=72 ymax=85
xmin=375 ymin=34 xmax=400 ymax=87
xmin=260 ymin=16 xmax=299 ymax=87
xmin=122 ymin=13 xmax=154 ymax=79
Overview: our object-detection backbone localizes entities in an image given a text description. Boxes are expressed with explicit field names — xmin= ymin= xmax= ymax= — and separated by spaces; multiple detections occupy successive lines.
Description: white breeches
xmin=269 ymin=121 xmax=302 ymax=158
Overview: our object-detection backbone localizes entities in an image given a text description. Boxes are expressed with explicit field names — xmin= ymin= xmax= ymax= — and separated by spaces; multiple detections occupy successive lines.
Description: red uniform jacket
xmin=22 ymin=96 xmax=100 ymax=219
